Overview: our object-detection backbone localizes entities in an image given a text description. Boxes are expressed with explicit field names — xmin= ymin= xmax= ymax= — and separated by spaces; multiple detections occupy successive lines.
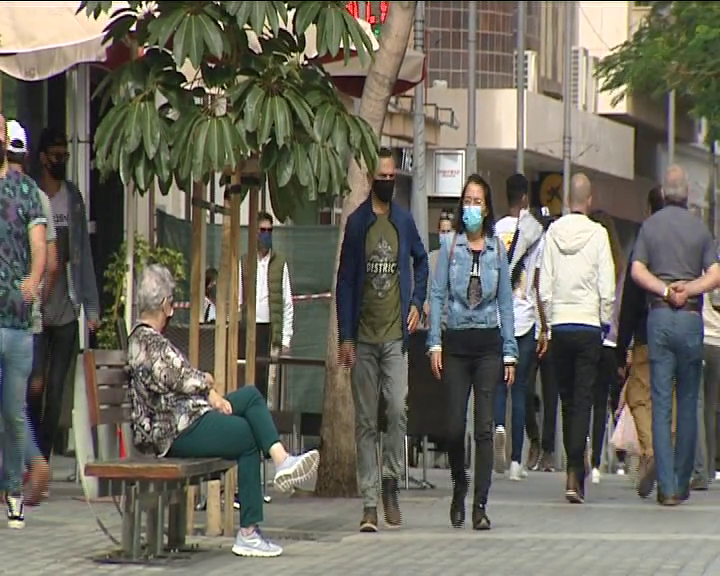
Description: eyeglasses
xmin=259 ymin=226 xmax=273 ymax=233
xmin=462 ymin=197 xmax=485 ymax=207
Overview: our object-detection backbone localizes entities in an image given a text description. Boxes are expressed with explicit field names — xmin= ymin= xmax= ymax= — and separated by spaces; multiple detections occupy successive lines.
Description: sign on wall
xmin=433 ymin=150 xmax=465 ymax=197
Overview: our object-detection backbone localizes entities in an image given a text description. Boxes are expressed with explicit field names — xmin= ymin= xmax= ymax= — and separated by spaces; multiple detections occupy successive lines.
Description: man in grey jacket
xmin=29 ymin=127 xmax=100 ymax=461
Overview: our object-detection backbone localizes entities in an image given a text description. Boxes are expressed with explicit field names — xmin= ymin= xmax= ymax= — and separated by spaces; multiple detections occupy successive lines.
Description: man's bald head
xmin=569 ymin=173 xmax=592 ymax=212
xmin=662 ymin=164 xmax=689 ymax=205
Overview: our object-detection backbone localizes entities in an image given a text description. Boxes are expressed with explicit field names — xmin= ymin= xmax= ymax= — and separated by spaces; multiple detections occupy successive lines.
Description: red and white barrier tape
xmin=173 ymin=292 xmax=332 ymax=309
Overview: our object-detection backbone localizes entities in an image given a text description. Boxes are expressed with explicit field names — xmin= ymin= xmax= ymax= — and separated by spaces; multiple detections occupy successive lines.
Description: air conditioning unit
xmin=571 ymin=47 xmax=589 ymax=111
xmin=586 ymin=56 xmax=599 ymax=114
xmin=512 ymin=49 xmax=538 ymax=92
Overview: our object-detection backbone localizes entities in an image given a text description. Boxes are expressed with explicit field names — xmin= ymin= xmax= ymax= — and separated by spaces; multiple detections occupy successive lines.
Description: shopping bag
xmin=610 ymin=406 xmax=640 ymax=455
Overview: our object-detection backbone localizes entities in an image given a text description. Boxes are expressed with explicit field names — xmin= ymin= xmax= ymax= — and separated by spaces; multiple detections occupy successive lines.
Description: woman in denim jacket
xmin=428 ymin=174 xmax=518 ymax=530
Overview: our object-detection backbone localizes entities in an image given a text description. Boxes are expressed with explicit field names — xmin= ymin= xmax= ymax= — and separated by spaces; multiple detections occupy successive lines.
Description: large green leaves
xmin=596 ymin=1 xmax=720 ymax=142
xmin=82 ymin=0 xmax=379 ymax=218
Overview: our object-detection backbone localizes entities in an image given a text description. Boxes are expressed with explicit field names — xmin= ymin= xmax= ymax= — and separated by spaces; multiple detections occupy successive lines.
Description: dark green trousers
xmin=168 ymin=386 xmax=280 ymax=527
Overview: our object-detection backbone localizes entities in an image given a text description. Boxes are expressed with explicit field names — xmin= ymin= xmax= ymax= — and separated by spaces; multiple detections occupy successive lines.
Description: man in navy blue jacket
xmin=337 ymin=147 xmax=428 ymax=532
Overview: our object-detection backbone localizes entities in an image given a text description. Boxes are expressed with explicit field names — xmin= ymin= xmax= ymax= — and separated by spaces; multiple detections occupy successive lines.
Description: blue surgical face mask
xmin=258 ymin=230 xmax=272 ymax=251
xmin=462 ymin=206 xmax=484 ymax=233
xmin=438 ymin=230 xmax=452 ymax=246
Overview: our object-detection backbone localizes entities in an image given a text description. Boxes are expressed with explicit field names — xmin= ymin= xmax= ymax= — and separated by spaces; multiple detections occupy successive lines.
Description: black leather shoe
xmin=471 ymin=504 xmax=491 ymax=530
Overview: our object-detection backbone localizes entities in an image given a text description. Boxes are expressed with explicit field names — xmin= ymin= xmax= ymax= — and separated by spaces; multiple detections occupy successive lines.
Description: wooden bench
xmin=82 ymin=349 xmax=234 ymax=561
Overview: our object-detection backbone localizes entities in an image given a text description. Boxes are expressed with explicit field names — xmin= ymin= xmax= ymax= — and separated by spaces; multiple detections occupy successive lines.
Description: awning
xmin=0 ymin=3 xmax=424 ymax=95
xmin=0 ymin=1 xmax=119 ymax=81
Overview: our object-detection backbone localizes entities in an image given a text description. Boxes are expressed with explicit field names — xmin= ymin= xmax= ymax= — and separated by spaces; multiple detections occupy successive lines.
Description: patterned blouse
xmin=127 ymin=323 xmax=211 ymax=456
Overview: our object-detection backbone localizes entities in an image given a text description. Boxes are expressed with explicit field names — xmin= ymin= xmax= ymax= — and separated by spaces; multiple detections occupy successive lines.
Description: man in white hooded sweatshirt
xmin=539 ymin=173 xmax=615 ymax=504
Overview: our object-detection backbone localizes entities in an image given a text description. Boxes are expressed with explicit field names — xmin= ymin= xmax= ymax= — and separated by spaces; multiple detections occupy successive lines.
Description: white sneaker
xmin=493 ymin=426 xmax=507 ymax=473
xmin=509 ymin=461 xmax=527 ymax=481
xmin=273 ymin=450 xmax=320 ymax=493
xmin=591 ymin=467 xmax=601 ymax=484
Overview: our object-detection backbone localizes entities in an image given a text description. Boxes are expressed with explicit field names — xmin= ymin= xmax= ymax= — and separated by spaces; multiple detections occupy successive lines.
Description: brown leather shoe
xmin=381 ymin=478 xmax=402 ymax=527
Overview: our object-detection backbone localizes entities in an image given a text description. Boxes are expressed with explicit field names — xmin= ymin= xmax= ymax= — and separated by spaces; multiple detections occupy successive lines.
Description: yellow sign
xmin=539 ymin=173 xmax=563 ymax=216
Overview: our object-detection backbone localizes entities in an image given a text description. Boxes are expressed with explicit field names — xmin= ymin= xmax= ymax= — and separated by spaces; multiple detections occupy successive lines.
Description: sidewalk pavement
xmin=3 ymin=458 xmax=720 ymax=576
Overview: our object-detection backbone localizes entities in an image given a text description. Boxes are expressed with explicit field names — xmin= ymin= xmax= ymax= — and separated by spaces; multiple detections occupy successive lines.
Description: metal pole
xmin=516 ymin=1 xmax=526 ymax=174
xmin=562 ymin=2 xmax=573 ymax=213
xmin=466 ymin=1 xmax=478 ymax=176
xmin=358 ymin=1 xmax=366 ymax=20
xmin=412 ymin=1 xmax=429 ymax=248
xmin=667 ymin=90 xmax=676 ymax=165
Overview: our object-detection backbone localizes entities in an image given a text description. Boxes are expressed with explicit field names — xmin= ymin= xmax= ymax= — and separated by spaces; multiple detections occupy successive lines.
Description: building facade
xmin=421 ymin=0 xmax=709 ymax=229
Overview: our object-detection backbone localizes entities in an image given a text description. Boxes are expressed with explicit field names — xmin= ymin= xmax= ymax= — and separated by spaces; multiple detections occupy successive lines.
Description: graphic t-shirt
xmin=467 ymin=250 xmax=483 ymax=307
xmin=358 ymin=214 xmax=402 ymax=344
xmin=44 ymin=183 xmax=77 ymax=326
xmin=0 ymin=171 xmax=46 ymax=329
xmin=495 ymin=215 xmax=544 ymax=337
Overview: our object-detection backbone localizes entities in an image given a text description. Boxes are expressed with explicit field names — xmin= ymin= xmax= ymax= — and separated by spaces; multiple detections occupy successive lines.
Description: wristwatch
xmin=662 ymin=286 xmax=670 ymax=301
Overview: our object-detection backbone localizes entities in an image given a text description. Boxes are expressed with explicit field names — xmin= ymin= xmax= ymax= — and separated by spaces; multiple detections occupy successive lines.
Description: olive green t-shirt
xmin=358 ymin=214 xmax=402 ymax=343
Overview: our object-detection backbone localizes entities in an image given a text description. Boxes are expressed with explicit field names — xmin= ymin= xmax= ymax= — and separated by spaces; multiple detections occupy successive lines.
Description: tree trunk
xmin=315 ymin=1 xmax=418 ymax=497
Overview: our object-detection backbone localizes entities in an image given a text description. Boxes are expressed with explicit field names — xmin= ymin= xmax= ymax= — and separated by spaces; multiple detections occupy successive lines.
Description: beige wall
xmin=426 ymin=87 xmax=634 ymax=181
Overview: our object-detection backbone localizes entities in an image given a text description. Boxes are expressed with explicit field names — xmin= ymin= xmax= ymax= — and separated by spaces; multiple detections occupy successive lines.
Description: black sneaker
xmin=471 ymin=504 xmax=491 ymax=531
xmin=7 ymin=493 xmax=24 ymax=529
xmin=381 ymin=478 xmax=402 ymax=527
xmin=565 ymin=472 xmax=584 ymax=504
xmin=359 ymin=506 xmax=378 ymax=532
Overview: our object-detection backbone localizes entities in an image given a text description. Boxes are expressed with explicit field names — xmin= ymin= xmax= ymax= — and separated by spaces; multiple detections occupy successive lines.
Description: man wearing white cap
xmin=6 ymin=120 xmax=57 ymax=505
xmin=0 ymin=114 xmax=47 ymax=529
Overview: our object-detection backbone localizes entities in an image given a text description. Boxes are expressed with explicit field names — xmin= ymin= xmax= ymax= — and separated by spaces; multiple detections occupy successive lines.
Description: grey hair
xmin=137 ymin=264 xmax=175 ymax=315
xmin=662 ymin=164 xmax=689 ymax=203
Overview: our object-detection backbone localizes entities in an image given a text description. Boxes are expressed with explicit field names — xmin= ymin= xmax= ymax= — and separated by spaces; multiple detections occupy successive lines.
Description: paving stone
xmin=3 ymin=460 xmax=720 ymax=575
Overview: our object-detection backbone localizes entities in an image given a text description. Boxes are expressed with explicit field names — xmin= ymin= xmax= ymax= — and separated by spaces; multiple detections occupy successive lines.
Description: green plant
xmin=81 ymin=1 xmax=379 ymax=223
xmin=97 ymin=234 xmax=186 ymax=349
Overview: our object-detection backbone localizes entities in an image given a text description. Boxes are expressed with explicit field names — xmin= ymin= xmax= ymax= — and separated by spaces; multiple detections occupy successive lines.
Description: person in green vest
xmin=239 ymin=211 xmax=294 ymax=401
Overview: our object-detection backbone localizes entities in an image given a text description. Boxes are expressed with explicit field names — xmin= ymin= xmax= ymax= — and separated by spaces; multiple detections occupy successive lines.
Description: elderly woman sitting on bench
xmin=128 ymin=264 xmax=319 ymax=558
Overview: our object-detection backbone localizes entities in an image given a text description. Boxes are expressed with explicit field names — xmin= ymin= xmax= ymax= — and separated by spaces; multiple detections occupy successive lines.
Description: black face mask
xmin=48 ymin=161 xmax=67 ymax=181
xmin=372 ymin=179 xmax=395 ymax=203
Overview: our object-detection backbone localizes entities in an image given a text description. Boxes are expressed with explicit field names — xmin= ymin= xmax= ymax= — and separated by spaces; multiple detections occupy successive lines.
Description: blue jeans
xmin=0 ymin=328 xmax=34 ymax=494
xmin=494 ymin=330 xmax=536 ymax=462
xmin=647 ymin=308 xmax=704 ymax=498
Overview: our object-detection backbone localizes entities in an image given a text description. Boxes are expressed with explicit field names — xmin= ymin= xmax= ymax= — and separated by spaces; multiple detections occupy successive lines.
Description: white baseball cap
xmin=7 ymin=120 xmax=28 ymax=154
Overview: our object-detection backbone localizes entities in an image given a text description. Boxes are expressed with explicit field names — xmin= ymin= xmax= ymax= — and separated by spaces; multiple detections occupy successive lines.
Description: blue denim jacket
xmin=427 ymin=233 xmax=518 ymax=360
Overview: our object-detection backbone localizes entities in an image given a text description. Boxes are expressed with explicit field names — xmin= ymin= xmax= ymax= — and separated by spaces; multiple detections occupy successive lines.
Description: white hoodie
xmin=539 ymin=213 xmax=615 ymax=328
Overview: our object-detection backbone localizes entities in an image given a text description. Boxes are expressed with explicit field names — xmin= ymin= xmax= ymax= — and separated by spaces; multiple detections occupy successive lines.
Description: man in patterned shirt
xmin=0 ymin=113 xmax=48 ymax=529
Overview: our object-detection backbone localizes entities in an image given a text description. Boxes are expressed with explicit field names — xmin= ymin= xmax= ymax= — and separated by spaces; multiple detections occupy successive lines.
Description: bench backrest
xmin=84 ymin=349 xmax=130 ymax=428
